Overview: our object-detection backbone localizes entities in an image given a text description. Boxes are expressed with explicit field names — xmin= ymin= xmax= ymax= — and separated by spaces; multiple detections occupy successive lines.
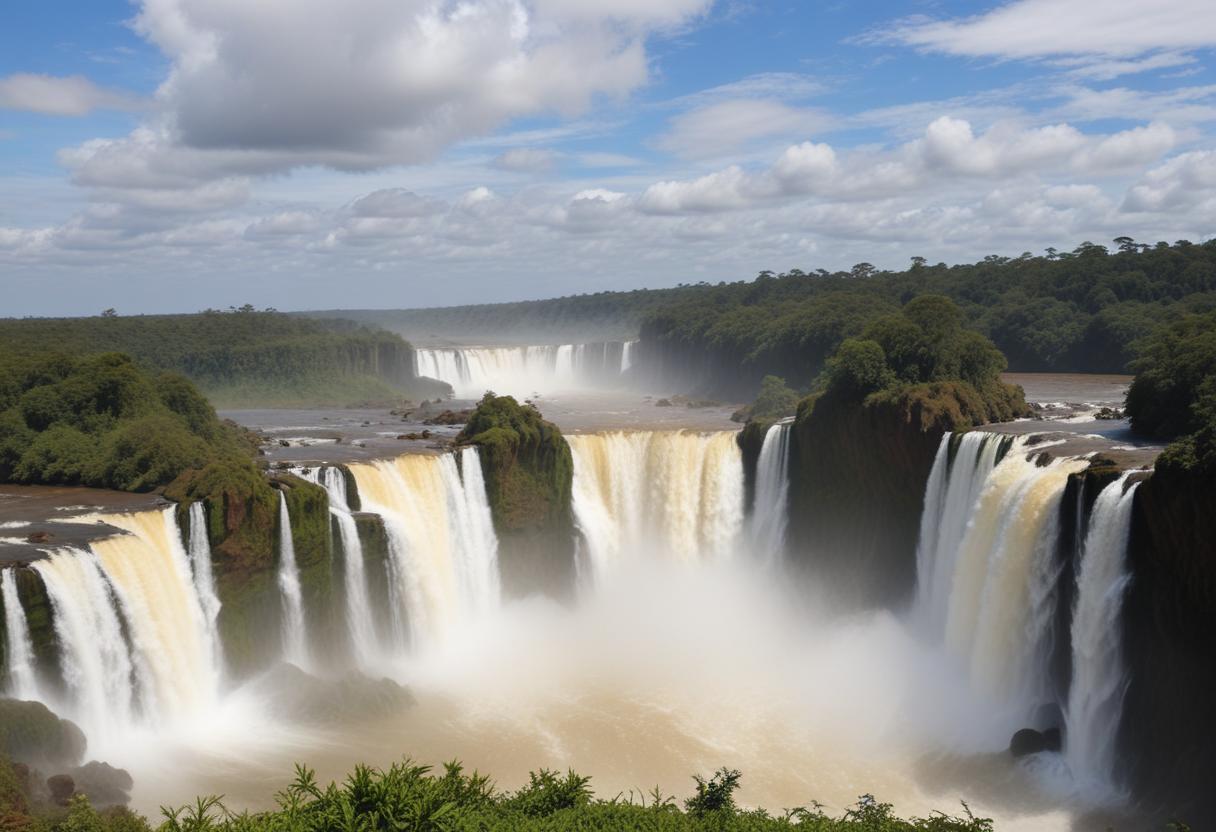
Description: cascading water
xmin=568 ymin=430 xmax=743 ymax=579
xmin=915 ymin=432 xmax=1011 ymax=636
xmin=749 ymin=421 xmax=791 ymax=565
xmin=915 ymin=433 xmax=1088 ymax=711
xmin=413 ymin=342 xmax=633 ymax=397
xmin=620 ymin=340 xmax=636 ymax=373
xmin=296 ymin=466 xmax=379 ymax=668
xmin=346 ymin=449 xmax=500 ymax=648
xmin=276 ymin=492 xmax=309 ymax=668
xmin=187 ymin=503 xmax=223 ymax=671
xmin=1065 ymin=472 xmax=1141 ymax=797
xmin=1 ymin=568 xmax=40 ymax=700
xmin=33 ymin=549 xmax=137 ymax=740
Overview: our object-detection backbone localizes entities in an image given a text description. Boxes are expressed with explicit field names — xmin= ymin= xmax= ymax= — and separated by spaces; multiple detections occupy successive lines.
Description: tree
xmin=850 ymin=262 xmax=876 ymax=279
xmin=100 ymin=308 xmax=117 ymax=318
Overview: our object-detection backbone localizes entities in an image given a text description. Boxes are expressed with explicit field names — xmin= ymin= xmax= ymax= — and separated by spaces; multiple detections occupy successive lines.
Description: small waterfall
xmin=1 ymin=569 xmax=39 ymax=700
xmin=1065 ymin=472 xmax=1141 ymax=795
xmin=33 ymin=550 xmax=137 ymax=739
xmin=276 ymin=492 xmax=309 ymax=668
xmin=750 ymin=421 xmax=791 ymax=564
xmin=413 ymin=342 xmax=634 ymax=397
xmin=186 ymin=503 xmax=224 ymax=671
xmin=915 ymin=432 xmax=1010 ymax=636
xmin=621 ymin=340 xmax=636 ymax=373
xmin=568 ymin=430 xmax=744 ymax=578
xmin=297 ymin=466 xmax=379 ymax=668
xmin=346 ymin=449 xmax=500 ymax=648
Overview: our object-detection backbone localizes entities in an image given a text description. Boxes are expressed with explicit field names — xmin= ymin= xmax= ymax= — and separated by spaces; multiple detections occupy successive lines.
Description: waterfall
xmin=621 ymin=340 xmax=636 ymax=373
xmin=296 ymin=466 xmax=379 ymax=668
xmin=187 ymin=503 xmax=224 ymax=671
xmin=33 ymin=550 xmax=137 ymax=740
xmin=568 ymin=430 xmax=744 ymax=578
xmin=90 ymin=508 xmax=222 ymax=719
xmin=346 ymin=449 xmax=500 ymax=648
xmin=1 ymin=569 xmax=39 ymax=700
xmin=915 ymin=432 xmax=1010 ymax=636
xmin=276 ymin=492 xmax=309 ymax=668
xmin=412 ymin=342 xmax=633 ymax=397
xmin=1065 ymin=472 xmax=1141 ymax=795
xmin=750 ymin=421 xmax=791 ymax=564
xmin=914 ymin=433 xmax=1088 ymax=708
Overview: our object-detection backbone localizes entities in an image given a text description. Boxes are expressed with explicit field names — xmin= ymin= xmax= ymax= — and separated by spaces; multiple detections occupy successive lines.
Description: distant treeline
xmin=313 ymin=239 xmax=1216 ymax=395
xmin=0 ymin=309 xmax=447 ymax=407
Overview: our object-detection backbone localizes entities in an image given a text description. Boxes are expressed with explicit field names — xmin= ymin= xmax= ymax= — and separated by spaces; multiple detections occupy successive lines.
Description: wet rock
xmin=0 ymin=699 xmax=87 ymax=768
xmin=247 ymin=664 xmax=415 ymax=725
xmin=422 ymin=409 xmax=473 ymax=426
xmin=46 ymin=774 xmax=74 ymax=806
xmin=1009 ymin=727 xmax=1061 ymax=758
xmin=655 ymin=398 xmax=672 ymax=407
xmin=25 ymin=531 xmax=53 ymax=544
xmin=69 ymin=761 xmax=134 ymax=807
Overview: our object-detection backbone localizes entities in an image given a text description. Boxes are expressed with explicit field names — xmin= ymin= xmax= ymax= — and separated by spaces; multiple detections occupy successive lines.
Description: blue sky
xmin=2 ymin=0 xmax=1215 ymax=315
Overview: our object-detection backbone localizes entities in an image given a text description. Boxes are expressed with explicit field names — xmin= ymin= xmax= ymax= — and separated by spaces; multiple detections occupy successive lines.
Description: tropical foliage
xmin=0 ymin=352 xmax=255 ymax=492
xmin=1 ymin=757 xmax=996 ymax=832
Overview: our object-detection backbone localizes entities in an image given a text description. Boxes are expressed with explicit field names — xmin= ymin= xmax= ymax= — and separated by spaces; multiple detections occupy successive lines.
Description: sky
xmin=2 ymin=1 xmax=1215 ymax=316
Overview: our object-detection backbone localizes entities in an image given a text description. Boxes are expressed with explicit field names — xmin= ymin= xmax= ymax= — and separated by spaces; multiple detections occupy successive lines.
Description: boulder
xmin=45 ymin=774 xmax=74 ymax=806
xmin=1009 ymin=727 xmax=1062 ymax=758
xmin=69 ymin=761 xmax=133 ymax=807
xmin=0 ymin=699 xmax=86 ymax=768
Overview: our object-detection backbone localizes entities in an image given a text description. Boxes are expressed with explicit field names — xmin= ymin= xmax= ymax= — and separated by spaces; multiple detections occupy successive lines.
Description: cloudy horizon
xmin=3 ymin=0 xmax=1215 ymax=316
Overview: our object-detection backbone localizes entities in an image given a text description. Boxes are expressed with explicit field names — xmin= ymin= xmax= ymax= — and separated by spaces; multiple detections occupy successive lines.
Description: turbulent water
xmin=568 ymin=430 xmax=743 ymax=578
xmin=414 ymin=341 xmax=636 ymax=397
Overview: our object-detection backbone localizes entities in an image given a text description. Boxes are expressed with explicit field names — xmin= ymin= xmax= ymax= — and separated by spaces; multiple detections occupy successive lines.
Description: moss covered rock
xmin=786 ymin=380 xmax=1027 ymax=609
xmin=274 ymin=474 xmax=337 ymax=661
xmin=0 ymin=699 xmax=84 ymax=768
xmin=2 ymin=568 xmax=61 ymax=692
xmin=736 ymin=418 xmax=772 ymax=514
xmin=457 ymin=394 xmax=575 ymax=597
xmin=165 ymin=461 xmax=279 ymax=675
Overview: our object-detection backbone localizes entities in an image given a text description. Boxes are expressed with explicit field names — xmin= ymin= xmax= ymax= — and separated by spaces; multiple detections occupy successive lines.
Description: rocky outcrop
xmin=1120 ymin=463 xmax=1216 ymax=821
xmin=736 ymin=419 xmax=771 ymax=514
xmin=457 ymin=394 xmax=576 ymax=598
xmin=354 ymin=513 xmax=394 ymax=645
xmin=0 ymin=568 xmax=59 ymax=693
xmin=0 ymin=699 xmax=85 ymax=769
xmin=275 ymin=475 xmax=338 ymax=661
xmin=165 ymin=462 xmax=336 ymax=676
xmin=786 ymin=382 xmax=1026 ymax=609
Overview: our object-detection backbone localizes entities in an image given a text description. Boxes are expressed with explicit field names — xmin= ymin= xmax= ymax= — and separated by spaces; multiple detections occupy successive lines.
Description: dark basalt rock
xmin=423 ymin=409 xmax=472 ymax=426
xmin=45 ymin=773 xmax=74 ymax=806
xmin=1009 ymin=727 xmax=1061 ymax=758
xmin=68 ymin=761 xmax=133 ymax=808
xmin=0 ymin=699 xmax=86 ymax=768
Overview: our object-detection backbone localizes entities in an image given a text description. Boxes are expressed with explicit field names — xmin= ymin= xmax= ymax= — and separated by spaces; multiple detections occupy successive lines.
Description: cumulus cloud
xmin=1123 ymin=150 xmax=1216 ymax=212
xmin=0 ymin=73 xmax=143 ymax=116
xmin=656 ymin=99 xmax=833 ymax=159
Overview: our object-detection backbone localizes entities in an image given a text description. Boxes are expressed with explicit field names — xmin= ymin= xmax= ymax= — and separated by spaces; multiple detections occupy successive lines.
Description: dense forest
xmin=0 ymin=352 xmax=256 ymax=491
xmin=0 ymin=309 xmax=447 ymax=407
xmin=319 ymin=239 xmax=1216 ymax=398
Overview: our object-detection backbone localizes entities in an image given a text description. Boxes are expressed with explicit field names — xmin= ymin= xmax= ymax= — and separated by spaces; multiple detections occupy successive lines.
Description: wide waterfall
xmin=24 ymin=508 xmax=221 ymax=749
xmin=1 ymin=568 xmax=39 ymax=700
xmin=346 ymin=448 xmax=499 ymax=649
xmin=414 ymin=342 xmax=633 ymax=397
xmin=568 ymin=430 xmax=744 ymax=578
xmin=276 ymin=492 xmax=309 ymax=668
xmin=296 ymin=465 xmax=379 ymax=668
xmin=1065 ymin=472 xmax=1141 ymax=797
xmin=750 ymin=421 xmax=791 ymax=565
xmin=187 ymin=503 xmax=224 ymax=672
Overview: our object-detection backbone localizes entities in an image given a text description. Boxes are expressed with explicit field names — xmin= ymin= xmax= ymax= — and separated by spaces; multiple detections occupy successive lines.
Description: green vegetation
xmin=732 ymin=376 xmax=800 ymax=424
xmin=457 ymin=393 xmax=572 ymax=535
xmin=0 ymin=309 xmax=447 ymax=407
xmin=1125 ymin=309 xmax=1216 ymax=474
xmin=0 ymin=700 xmax=85 ymax=768
xmin=0 ymin=352 xmax=255 ymax=492
xmin=0 ymin=757 xmax=995 ymax=831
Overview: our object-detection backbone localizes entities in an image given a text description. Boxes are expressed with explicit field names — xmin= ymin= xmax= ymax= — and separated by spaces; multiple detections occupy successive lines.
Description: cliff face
xmin=0 ymin=568 xmax=59 ymax=694
xmin=1121 ymin=464 xmax=1216 ymax=820
xmin=736 ymin=419 xmax=770 ymax=513
xmin=165 ymin=464 xmax=335 ymax=676
xmin=786 ymin=382 xmax=1024 ymax=609
xmin=457 ymin=395 xmax=576 ymax=598
xmin=276 ymin=475 xmax=337 ymax=662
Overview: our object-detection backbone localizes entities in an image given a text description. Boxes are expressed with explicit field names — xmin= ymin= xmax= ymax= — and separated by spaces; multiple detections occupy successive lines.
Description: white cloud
xmin=0 ymin=74 xmax=143 ymax=116
xmin=656 ymin=98 xmax=833 ymax=159
xmin=871 ymin=0 xmax=1216 ymax=60
xmin=1123 ymin=150 xmax=1216 ymax=212
xmin=350 ymin=188 xmax=446 ymax=218
xmin=494 ymin=147 xmax=559 ymax=171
